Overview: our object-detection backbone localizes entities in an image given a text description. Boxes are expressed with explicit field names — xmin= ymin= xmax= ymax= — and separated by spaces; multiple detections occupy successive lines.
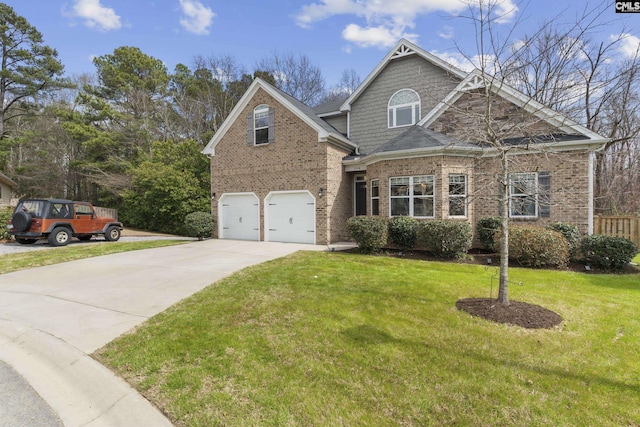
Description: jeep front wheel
xmin=104 ymin=226 xmax=121 ymax=242
xmin=48 ymin=227 xmax=72 ymax=246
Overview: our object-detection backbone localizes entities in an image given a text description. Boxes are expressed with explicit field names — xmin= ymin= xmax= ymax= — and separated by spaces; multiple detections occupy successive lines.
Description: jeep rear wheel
xmin=48 ymin=227 xmax=72 ymax=246
xmin=11 ymin=210 xmax=32 ymax=232
xmin=104 ymin=226 xmax=121 ymax=241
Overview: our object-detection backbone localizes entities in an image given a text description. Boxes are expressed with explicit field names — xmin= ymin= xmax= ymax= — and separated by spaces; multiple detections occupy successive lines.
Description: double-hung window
xmin=389 ymin=175 xmax=434 ymax=217
xmin=254 ymin=104 xmax=270 ymax=145
xmin=509 ymin=173 xmax=538 ymax=218
xmin=248 ymin=104 xmax=274 ymax=146
xmin=449 ymin=175 xmax=467 ymax=217
xmin=371 ymin=179 xmax=380 ymax=215
xmin=388 ymin=89 xmax=420 ymax=128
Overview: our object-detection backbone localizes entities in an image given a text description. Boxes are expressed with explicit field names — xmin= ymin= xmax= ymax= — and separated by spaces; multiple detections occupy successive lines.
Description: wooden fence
xmin=594 ymin=214 xmax=640 ymax=247
xmin=95 ymin=206 xmax=118 ymax=221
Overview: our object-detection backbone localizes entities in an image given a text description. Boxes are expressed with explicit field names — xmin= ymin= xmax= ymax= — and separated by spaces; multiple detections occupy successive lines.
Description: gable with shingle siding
xmin=349 ymin=54 xmax=461 ymax=155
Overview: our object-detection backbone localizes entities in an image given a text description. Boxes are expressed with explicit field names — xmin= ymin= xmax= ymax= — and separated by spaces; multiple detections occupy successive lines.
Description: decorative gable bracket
xmin=459 ymin=73 xmax=484 ymax=92
xmin=391 ymin=43 xmax=416 ymax=60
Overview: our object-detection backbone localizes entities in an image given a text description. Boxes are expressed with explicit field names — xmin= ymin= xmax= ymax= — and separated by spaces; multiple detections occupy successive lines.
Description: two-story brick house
xmin=202 ymin=39 xmax=608 ymax=245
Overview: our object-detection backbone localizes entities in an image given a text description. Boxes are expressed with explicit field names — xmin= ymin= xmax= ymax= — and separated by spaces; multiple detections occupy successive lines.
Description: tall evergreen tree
xmin=0 ymin=2 xmax=69 ymax=139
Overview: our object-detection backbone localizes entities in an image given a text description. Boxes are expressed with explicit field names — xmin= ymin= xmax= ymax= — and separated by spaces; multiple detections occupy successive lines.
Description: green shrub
xmin=417 ymin=220 xmax=473 ymax=260
xmin=347 ymin=216 xmax=388 ymax=253
xmin=477 ymin=216 xmax=501 ymax=251
xmin=547 ymin=222 xmax=580 ymax=258
xmin=0 ymin=207 xmax=13 ymax=241
xmin=580 ymin=235 xmax=638 ymax=271
xmin=508 ymin=226 xmax=569 ymax=268
xmin=184 ymin=211 xmax=215 ymax=240
xmin=388 ymin=216 xmax=418 ymax=251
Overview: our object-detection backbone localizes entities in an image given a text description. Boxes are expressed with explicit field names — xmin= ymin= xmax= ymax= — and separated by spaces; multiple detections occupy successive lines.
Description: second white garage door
xmin=218 ymin=193 xmax=260 ymax=241
xmin=265 ymin=191 xmax=316 ymax=244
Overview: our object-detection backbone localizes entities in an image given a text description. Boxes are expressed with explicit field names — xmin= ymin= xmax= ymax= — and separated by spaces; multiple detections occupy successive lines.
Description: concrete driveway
xmin=0 ymin=239 xmax=339 ymax=427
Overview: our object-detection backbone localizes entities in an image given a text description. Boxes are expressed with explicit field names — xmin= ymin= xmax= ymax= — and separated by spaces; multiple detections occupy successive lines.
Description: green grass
xmin=0 ymin=240 xmax=187 ymax=274
xmin=95 ymin=252 xmax=640 ymax=426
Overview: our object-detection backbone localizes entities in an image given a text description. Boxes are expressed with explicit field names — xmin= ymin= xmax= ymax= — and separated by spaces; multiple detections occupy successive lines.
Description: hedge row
xmin=347 ymin=216 xmax=472 ymax=260
xmin=347 ymin=215 xmax=638 ymax=270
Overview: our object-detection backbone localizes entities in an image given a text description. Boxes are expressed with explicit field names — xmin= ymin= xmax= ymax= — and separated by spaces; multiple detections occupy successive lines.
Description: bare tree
xmin=498 ymin=10 xmax=640 ymax=215
xmin=256 ymin=51 xmax=326 ymax=106
xmin=443 ymin=1 xmax=616 ymax=304
xmin=319 ymin=68 xmax=362 ymax=105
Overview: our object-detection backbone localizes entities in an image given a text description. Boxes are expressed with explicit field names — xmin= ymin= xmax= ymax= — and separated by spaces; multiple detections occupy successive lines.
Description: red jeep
xmin=8 ymin=199 xmax=123 ymax=246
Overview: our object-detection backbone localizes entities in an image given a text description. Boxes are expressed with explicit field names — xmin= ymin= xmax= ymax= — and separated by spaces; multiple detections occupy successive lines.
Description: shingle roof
xmin=268 ymin=83 xmax=347 ymax=139
xmin=0 ymin=171 xmax=17 ymax=188
xmin=368 ymin=126 xmax=475 ymax=155
xmin=314 ymin=98 xmax=346 ymax=116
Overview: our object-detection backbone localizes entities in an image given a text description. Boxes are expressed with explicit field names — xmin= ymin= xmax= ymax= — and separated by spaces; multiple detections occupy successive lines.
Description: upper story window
xmin=247 ymin=104 xmax=274 ymax=146
xmin=254 ymin=104 xmax=270 ymax=145
xmin=388 ymin=89 xmax=420 ymax=128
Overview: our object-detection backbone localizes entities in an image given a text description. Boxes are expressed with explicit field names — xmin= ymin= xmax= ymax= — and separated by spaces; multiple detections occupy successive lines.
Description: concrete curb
xmin=0 ymin=319 xmax=172 ymax=427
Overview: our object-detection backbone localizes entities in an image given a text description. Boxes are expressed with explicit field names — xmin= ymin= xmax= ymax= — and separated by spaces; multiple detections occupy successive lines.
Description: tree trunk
xmin=497 ymin=153 xmax=510 ymax=305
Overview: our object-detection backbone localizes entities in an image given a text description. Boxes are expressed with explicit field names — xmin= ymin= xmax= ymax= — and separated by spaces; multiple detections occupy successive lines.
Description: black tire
xmin=11 ymin=211 xmax=32 ymax=232
xmin=104 ymin=226 xmax=121 ymax=242
xmin=77 ymin=235 xmax=93 ymax=241
xmin=48 ymin=227 xmax=72 ymax=247
xmin=16 ymin=238 xmax=37 ymax=244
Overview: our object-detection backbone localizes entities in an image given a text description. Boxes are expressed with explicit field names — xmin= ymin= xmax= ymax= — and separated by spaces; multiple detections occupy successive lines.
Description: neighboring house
xmin=0 ymin=171 xmax=17 ymax=208
xmin=202 ymin=39 xmax=608 ymax=246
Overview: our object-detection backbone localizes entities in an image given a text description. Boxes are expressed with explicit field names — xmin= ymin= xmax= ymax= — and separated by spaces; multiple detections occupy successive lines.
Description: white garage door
xmin=218 ymin=193 xmax=260 ymax=241
xmin=265 ymin=191 xmax=316 ymax=244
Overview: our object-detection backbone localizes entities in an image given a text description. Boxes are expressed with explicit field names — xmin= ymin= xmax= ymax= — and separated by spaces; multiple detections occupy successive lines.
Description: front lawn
xmin=95 ymin=251 xmax=640 ymax=426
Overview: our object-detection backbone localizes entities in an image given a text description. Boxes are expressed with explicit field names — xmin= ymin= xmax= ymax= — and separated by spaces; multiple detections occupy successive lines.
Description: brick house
xmin=202 ymin=39 xmax=608 ymax=245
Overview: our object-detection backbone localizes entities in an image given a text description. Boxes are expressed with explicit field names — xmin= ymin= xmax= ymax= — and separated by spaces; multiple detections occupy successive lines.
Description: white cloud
xmin=342 ymin=24 xmax=417 ymax=48
xmin=613 ymin=33 xmax=640 ymax=59
xmin=295 ymin=0 xmax=518 ymax=49
xmin=72 ymin=0 xmax=121 ymax=31
xmin=179 ymin=0 xmax=215 ymax=35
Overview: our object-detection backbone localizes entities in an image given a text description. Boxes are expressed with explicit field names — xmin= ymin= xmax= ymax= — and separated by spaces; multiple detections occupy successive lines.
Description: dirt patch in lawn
xmin=456 ymin=298 xmax=563 ymax=329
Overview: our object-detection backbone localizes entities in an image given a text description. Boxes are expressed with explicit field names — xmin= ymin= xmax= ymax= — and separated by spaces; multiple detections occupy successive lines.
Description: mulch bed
xmin=456 ymin=298 xmax=563 ymax=329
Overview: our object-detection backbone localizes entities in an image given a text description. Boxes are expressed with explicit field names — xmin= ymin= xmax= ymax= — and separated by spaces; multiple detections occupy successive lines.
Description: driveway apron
xmin=0 ymin=239 xmax=327 ymax=427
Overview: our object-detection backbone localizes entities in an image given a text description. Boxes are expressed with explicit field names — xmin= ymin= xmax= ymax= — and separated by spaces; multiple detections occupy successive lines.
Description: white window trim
xmin=509 ymin=172 xmax=538 ymax=218
xmin=389 ymin=175 xmax=435 ymax=218
xmin=371 ymin=179 xmax=379 ymax=216
xmin=388 ymin=89 xmax=420 ymax=129
xmin=448 ymin=174 xmax=467 ymax=218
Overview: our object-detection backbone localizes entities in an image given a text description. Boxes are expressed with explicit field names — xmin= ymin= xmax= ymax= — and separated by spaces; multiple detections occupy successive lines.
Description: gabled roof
xmin=202 ymin=78 xmax=355 ymax=156
xmin=340 ymin=39 xmax=467 ymax=112
xmin=0 ymin=171 xmax=17 ymax=188
xmin=419 ymin=70 xmax=607 ymax=143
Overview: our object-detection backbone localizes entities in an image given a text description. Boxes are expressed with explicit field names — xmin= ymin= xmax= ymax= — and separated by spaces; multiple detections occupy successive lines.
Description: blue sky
xmin=5 ymin=0 xmax=640 ymax=87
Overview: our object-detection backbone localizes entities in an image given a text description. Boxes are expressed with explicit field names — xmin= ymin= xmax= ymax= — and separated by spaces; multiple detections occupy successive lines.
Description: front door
xmin=355 ymin=178 xmax=367 ymax=216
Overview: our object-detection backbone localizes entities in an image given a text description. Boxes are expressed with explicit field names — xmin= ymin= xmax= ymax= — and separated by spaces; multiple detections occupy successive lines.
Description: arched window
xmin=388 ymin=89 xmax=420 ymax=128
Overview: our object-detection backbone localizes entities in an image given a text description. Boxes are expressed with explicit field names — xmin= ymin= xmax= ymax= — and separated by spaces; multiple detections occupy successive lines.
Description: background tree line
xmin=1 ymin=2 xmax=639 ymax=235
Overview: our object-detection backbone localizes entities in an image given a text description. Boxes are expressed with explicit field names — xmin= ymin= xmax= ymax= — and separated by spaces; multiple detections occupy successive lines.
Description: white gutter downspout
xmin=588 ymin=151 xmax=595 ymax=235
